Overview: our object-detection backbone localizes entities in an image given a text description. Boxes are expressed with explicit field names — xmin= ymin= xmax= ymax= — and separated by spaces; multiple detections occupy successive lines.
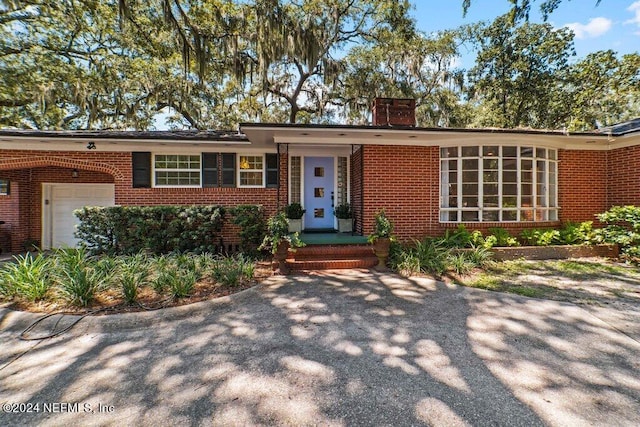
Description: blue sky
xmin=411 ymin=0 xmax=640 ymax=67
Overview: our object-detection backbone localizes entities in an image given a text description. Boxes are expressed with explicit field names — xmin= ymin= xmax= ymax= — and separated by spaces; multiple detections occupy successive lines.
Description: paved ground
xmin=1 ymin=270 xmax=639 ymax=426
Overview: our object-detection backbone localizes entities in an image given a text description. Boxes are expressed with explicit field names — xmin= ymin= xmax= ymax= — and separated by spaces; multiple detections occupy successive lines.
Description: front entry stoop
xmin=286 ymin=244 xmax=378 ymax=271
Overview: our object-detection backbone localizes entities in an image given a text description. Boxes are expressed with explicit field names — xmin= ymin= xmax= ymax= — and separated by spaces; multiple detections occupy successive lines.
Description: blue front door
xmin=304 ymin=157 xmax=335 ymax=229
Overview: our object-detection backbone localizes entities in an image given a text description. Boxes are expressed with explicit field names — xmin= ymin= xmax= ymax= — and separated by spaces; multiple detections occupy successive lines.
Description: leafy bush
xmin=519 ymin=222 xmax=594 ymax=246
xmin=2 ymin=253 xmax=51 ymax=301
xmin=75 ymin=205 xmax=226 ymax=255
xmin=283 ymin=203 xmax=306 ymax=219
xmin=368 ymin=210 xmax=394 ymax=243
xmin=440 ymin=225 xmax=486 ymax=248
xmin=520 ymin=228 xmax=560 ymax=246
xmin=334 ymin=203 xmax=352 ymax=219
xmin=259 ymin=212 xmax=305 ymax=254
xmin=486 ymin=228 xmax=520 ymax=247
xmin=230 ymin=205 xmax=267 ymax=254
xmin=595 ymin=206 xmax=640 ymax=259
xmin=559 ymin=221 xmax=594 ymax=245
xmin=53 ymin=247 xmax=108 ymax=307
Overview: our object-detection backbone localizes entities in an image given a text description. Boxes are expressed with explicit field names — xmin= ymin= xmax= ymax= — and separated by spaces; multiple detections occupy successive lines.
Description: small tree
xmin=595 ymin=206 xmax=640 ymax=260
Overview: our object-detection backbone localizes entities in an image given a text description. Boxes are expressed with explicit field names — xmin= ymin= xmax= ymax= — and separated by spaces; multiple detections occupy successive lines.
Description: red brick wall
xmin=361 ymin=145 xmax=441 ymax=240
xmin=607 ymin=145 xmax=640 ymax=206
xmin=558 ymin=149 xmax=608 ymax=223
xmin=0 ymin=150 xmax=287 ymax=252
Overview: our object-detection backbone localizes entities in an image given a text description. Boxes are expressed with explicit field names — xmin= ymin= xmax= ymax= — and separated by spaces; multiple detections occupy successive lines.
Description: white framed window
xmin=154 ymin=154 xmax=201 ymax=187
xmin=440 ymin=146 xmax=558 ymax=222
xmin=238 ymin=155 xmax=264 ymax=187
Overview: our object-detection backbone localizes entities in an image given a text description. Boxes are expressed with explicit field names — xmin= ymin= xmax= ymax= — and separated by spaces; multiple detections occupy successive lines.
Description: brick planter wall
xmin=487 ymin=244 xmax=619 ymax=261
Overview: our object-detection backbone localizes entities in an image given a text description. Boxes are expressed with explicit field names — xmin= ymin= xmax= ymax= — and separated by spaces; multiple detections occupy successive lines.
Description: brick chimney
xmin=372 ymin=98 xmax=416 ymax=127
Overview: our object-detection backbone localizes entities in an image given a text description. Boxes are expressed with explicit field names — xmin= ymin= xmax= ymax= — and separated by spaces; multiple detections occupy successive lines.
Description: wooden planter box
xmin=485 ymin=244 xmax=619 ymax=261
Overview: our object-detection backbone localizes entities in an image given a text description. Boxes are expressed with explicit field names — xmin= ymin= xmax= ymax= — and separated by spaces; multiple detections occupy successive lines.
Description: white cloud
xmin=625 ymin=1 xmax=640 ymax=34
xmin=564 ymin=17 xmax=612 ymax=39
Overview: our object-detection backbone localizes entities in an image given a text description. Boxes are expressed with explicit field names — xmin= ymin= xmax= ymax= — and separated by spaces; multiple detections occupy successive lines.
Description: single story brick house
xmin=0 ymin=98 xmax=639 ymax=253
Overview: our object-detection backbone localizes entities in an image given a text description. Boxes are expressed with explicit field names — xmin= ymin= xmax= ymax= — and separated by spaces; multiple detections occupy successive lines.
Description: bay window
xmin=440 ymin=146 xmax=558 ymax=222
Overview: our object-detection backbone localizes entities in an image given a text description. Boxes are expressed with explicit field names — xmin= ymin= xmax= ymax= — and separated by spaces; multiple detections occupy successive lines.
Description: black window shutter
xmin=265 ymin=153 xmax=279 ymax=188
xmin=202 ymin=153 xmax=219 ymax=187
xmin=132 ymin=152 xmax=151 ymax=188
xmin=221 ymin=153 xmax=236 ymax=187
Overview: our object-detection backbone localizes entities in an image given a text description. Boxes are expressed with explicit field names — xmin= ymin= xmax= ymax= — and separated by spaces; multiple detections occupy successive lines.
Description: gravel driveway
xmin=1 ymin=270 xmax=639 ymax=426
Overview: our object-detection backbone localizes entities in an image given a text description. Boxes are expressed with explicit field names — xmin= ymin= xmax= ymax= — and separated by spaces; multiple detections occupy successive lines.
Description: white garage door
xmin=44 ymin=184 xmax=115 ymax=248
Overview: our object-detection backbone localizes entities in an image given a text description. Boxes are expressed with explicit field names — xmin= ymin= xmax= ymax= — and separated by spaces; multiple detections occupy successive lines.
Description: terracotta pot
xmin=372 ymin=237 xmax=391 ymax=269
xmin=273 ymin=240 xmax=290 ymax=275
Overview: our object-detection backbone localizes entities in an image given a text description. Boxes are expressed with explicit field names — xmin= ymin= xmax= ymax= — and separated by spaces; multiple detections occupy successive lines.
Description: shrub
xmin=2 ymin=253 xmax=51 ymax=301
xmin=440 ymin=225 xmax=486 ymax=248
xmin=284 ymin=203 xmax=306 ymax=219
xmin=595 ymin=206 xmax=640 ymax=259
xmin=486 ymin=228 xmax=520 ymax=247
xmin=559 ymin=221 xmax=594 ymax=245
xmin=210 ymin=254 xmax=256 ymax=287
xmin=75 ymin=205 xmax=226 ymax=255
xmin=117 ymin=254 xmax=151 ymax=304
xmin=230 ymin=205 xmax=267 ymax=255
xmin=520 ymin=228 xmax=560 ymax=246
xmin=334 ymin=204 xmax=352 ymax=219
xmin=168 ymin=268 xmax=198 ymax=299
xmin=368 ymin=210 xmax=394 ymax=243
xmin=259 ymin=212 xmax=304 ymax=254
xmin=53 ymin=247 xmax=107 ymax=307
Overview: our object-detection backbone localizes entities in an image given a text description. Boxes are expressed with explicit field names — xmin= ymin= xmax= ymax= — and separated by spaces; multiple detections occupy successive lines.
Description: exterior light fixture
xmin=72 ymin=169 xmax=79 ymax=178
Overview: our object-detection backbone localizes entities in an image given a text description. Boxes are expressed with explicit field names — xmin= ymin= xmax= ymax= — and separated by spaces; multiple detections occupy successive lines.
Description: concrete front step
xmin=286 ymin=257 xmax=379 ymax=271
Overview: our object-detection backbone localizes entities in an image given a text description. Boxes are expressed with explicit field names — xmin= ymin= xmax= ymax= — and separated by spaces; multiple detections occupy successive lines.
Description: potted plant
xmin=259 ymin=212 xmax=305 ymax=274
xmin=284 ymin=202 xmax=305 ymax=233
xmin=334 ymin=203 xmax=353 ymax=233
xmin=367 ymin=210 xmax=394 ymax=269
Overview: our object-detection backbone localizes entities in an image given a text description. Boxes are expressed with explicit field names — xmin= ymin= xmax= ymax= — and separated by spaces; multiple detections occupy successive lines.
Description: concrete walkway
xmin=1 ymin=270 xmax=639 ymax=426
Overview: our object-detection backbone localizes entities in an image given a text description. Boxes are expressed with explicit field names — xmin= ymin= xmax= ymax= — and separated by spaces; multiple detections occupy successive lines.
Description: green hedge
xmin=74 ymin=205 xmax=226 ymax=255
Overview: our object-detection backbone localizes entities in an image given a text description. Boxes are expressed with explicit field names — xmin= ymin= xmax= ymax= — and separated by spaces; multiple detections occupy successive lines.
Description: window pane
xmin=441 ymin=147 xmax=458 ymax=158
xmin=448 ymin=196 xmax=458 ymax=207
xmin=483 ymin=196 xmax=499 ymax=207
xmin=502 ymin=210 xmax=517 ymax=221
xmin=503 ymin=196 xmax=517 ymax=207
xmin=240 ymin=171 xmax=263 ymax=186
xmin=503 ymin=146 xmax=517 ymax=157
xmin=483 ymin=146 xmax=499 ymax=157
xmin=503 ymin=171 xmax=517 ymax=183
xmin=503 ymin=184 xmax=518 ymax=195
xmin=536 ymin=148 xmax=546 ymax=158
xmin=502 ymin=159 xmax=517 ymax=170
xmin=483 ymin=210 xmax=499 ymax=221
xmin=462 ymin=196 xmax=478 ymax=207
xmin=462 ymin=184 xmax=478 ymax=195
xmin=483 ymin=171 xmax=499 ymax=182
xmin=484 ymin=159 xmax=499 ymax=170
xmin=462 ymin=171 xmax=478 ymax=182
xmin=462 ymin=211 xmax=479 ymax=221
xmin=462 ymin=159 xmax=478 ymax=169
xmin=484 ymin=184 xmax=498 ymax=195
xmin=521 ymin=210 xmax=534 ymax=221
xmin=549 ymin=150 xmax=557 ymax=160
xmin=521 ymin=147 xmax=533 ymax=157
xmin=462 ymin=146 xmax=479 ymax=157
